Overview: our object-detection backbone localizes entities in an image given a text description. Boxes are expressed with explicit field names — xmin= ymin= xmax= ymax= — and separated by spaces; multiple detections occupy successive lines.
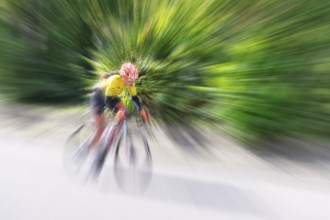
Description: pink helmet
xmin=120 ymin=63 xmax=139 ymax=82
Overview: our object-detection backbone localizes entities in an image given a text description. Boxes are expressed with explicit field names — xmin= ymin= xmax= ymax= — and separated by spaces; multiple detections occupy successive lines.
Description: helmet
xmin=120 ymin=63 xmax=139 ymax=82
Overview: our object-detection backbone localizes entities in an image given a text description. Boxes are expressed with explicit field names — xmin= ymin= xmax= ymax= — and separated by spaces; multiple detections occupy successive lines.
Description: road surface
xmin=1 ymin=104 xmax=330 ymax=220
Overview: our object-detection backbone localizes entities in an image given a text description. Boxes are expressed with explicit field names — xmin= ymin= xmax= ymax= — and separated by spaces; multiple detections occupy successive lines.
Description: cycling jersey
xmin=91 ymin=74 xmax=142 ymax=114
xmin=99 ymin=75 xmax=137 ymax=97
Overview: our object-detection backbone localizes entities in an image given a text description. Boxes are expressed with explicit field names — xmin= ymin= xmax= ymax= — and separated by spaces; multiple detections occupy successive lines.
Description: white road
xmin=1 ymin=105 xmax=330 ymax=220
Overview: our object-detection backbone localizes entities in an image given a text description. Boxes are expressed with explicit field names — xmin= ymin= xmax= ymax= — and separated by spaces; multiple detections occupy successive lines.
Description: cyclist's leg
xmin=92 ymin=97 xmax=126 ymax=173
xmin=90 ymin=90 xmax=106 ymax=151
xmin=105 ymin=96 xmax=128 ymax=121
xmin=101 ymin=97 xmax=128 ymax=153
xmin=114 ymin=101 xmax=128 ymax=121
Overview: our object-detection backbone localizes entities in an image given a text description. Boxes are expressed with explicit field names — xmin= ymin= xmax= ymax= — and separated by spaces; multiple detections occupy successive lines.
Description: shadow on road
xmin=248 ymin=138 xmax=330 ymax=176
xmin=99 ymin=170 xmax=279 ymax=219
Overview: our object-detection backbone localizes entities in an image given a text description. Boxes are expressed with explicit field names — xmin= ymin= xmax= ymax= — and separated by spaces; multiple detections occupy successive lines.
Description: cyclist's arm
xmin=131 ymin=96 xmax=142 ymax=111
xmin=128 ymin=84 xmax=148 ymax=121
xmin=128 ymin=84 xmax=143 ymax=111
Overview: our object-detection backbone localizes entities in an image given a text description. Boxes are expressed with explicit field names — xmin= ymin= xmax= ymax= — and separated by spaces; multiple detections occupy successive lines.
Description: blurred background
xmin=1 ymin=0 xmax=330 ymax=219
xmin=1 ymin=0 xmax=330 ymax=144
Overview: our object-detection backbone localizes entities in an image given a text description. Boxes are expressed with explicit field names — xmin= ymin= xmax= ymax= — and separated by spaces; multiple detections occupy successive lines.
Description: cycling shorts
xmin=90 ymin=89 xmax=105 ymax=116
xmin=105 ymin=96 xmax=122 ymax=112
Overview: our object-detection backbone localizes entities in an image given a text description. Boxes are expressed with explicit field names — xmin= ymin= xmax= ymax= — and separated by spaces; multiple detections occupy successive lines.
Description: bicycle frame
xmin=98 ymin=116 xmax=129 ymax=161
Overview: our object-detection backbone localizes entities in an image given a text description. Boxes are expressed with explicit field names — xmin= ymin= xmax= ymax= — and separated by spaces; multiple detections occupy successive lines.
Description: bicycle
xmin=93 ymin=111 xmax=153 ymax=191
xmin=63 ymin=108 xmax=153 ymax=191
xmin=63 ymin=118 xmax=93 ymax=181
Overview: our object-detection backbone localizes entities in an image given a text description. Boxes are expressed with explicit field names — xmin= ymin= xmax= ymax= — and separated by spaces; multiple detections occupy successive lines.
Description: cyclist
xmin=90 ymin=62 xmax=148 ymax=151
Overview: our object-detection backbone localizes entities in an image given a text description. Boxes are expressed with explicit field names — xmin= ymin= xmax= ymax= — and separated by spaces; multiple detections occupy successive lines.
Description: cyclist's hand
xmin=140 ymin=109 xmax=148 ymax=123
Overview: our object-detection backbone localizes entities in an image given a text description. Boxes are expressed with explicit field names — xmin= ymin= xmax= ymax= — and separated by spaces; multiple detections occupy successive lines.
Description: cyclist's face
xmin=123 ymin=79 xmax=135 ymax=86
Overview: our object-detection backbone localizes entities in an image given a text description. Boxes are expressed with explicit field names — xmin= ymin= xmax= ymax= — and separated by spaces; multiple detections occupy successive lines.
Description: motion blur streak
xmin=1 ymin=0 xmax=329 ymax=143
xmin=0 ymin=1 xmax=330 ymax=219
xmin=1 ymin=104 xmax=330 ymax=220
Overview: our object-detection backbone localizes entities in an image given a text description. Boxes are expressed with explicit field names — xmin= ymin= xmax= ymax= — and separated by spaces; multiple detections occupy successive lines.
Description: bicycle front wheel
xmin=114 ymin=130 xmax=153 ymax=193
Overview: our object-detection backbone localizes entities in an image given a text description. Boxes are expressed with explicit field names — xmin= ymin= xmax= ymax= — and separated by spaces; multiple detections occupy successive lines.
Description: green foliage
xmin=0 ymin=0 xmax=95 ymax=102
xmin=0 ymin=0 xmax=329 ymax=143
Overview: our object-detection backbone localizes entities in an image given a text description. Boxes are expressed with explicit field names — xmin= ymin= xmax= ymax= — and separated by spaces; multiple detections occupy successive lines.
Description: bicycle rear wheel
xmin=114 ymin=130 xmax=153 ymax=193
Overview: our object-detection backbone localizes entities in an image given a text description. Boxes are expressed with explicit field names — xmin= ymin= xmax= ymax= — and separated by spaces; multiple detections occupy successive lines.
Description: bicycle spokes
xmin=114 ymin=130 xmax=152 ymax=193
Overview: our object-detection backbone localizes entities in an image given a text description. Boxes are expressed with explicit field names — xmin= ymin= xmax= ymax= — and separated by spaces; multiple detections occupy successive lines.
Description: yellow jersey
xmin=99 ymin=75 xmax=137 ymax=97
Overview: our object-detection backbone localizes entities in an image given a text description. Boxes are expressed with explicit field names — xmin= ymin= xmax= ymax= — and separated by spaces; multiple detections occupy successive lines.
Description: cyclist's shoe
xmin=90 ymin=143 xmax=108 ymax=178
xmin=95 ymin=152 xmax=106 ymax=174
